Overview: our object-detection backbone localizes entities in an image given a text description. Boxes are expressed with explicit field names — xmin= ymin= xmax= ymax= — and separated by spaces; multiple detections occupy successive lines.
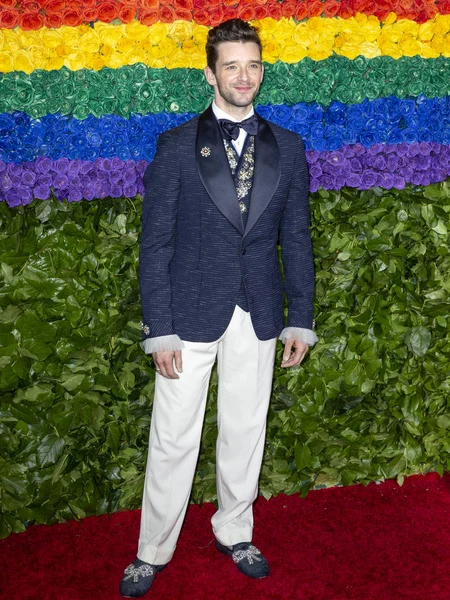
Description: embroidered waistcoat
xmin=222 ymin=134 xmax=255 ymax=311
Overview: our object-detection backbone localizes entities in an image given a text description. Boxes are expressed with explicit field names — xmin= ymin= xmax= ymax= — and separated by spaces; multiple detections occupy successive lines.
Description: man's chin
xmin=228 ymin=94 xmax=258 ymax=108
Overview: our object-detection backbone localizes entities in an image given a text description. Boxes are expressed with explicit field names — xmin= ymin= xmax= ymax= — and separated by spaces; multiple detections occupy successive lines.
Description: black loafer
xmin=119 ymin=558 xmax=167 ymax=598
xmin=216 ymin=540 xmax=270 ymax=579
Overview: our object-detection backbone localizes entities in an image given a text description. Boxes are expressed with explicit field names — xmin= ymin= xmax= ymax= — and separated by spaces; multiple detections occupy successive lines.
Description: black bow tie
xmin=218 ymin=115 xmax=258 ymax=141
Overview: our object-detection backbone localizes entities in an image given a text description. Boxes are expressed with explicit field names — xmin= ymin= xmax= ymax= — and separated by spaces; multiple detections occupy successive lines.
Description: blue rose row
xmin=1 ymin=95 xmax=449 ymax=163
xmin=2 ymin=143 xmax=449 ymax=208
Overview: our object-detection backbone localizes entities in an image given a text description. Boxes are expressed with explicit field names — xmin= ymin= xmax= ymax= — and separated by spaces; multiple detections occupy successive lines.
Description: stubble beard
xmin=216 ymin=81 xmax=260 ymax=112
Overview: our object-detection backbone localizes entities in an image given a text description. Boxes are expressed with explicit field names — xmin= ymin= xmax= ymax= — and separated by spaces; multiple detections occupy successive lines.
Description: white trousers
xmin=137 ymin=306 xmax=277 ymax=564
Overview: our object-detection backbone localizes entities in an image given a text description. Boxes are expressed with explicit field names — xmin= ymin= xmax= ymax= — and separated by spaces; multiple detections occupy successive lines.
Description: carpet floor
xmin=1 ymin=472 xmax=449 ymax=600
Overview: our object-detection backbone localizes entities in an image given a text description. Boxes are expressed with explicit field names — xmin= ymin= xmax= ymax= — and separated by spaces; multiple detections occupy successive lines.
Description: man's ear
xmin=204 ymin=66 xmax=216 ymax=87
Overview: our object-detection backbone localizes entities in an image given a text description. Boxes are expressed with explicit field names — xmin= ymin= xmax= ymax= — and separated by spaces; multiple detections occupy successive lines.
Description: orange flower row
xmin=0 ymin=0 xmax=449 ymax=29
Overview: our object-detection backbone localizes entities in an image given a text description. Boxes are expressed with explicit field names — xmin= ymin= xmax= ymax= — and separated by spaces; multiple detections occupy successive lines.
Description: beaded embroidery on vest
xmin=223 ymin=136 xmax=255 ymax=213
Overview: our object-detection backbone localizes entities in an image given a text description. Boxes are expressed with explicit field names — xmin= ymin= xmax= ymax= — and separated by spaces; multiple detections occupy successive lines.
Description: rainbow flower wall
xmin=1 ymin=0 xmax=450 ymax=206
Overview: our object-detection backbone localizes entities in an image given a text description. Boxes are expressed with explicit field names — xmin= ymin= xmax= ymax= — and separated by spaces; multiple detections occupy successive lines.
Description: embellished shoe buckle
xmin=123 ymin=564 xmax=155 ymax=582
xmin=232 ymin=545 xmax=262 ymax=565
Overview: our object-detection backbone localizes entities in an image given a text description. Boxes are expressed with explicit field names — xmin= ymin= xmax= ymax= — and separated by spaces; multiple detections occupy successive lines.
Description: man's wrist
xmin=141 ymin=334 xmax=185 ymax=354
xmin=279 ymin=327 xmax=318 ymax=346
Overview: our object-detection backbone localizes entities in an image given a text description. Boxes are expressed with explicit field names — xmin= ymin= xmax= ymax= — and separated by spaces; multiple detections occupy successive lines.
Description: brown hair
xmin=206 ymin=19 xmax=262 ymax=73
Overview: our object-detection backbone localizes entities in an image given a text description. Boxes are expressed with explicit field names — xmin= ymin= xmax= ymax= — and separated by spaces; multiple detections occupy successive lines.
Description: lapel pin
xmin=201 ymin=147 xmax=211 ymax=157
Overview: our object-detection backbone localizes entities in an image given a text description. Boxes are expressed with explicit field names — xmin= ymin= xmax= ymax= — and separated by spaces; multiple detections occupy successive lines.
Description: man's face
xmin=205 ymin=41 xmax=264 ymax=117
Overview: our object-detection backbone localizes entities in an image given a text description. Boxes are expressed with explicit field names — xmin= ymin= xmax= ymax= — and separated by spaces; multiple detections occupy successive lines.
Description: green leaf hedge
xmin=1 ymin=183 xmax=449 ymax=537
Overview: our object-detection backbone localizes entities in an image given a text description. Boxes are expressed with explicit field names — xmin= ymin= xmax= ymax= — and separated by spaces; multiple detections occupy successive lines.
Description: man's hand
xmin=153 ymin=350 xmax=183 ymax=379
xmin=281 ymin=339 xmax=308 ymax=368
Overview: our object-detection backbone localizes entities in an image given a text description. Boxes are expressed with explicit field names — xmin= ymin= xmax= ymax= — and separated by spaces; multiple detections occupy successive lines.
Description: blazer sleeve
xmin=279 ymin=136 xmax=315 ymax=330
xmin=139 ymin=132 xmax=180 ymax=340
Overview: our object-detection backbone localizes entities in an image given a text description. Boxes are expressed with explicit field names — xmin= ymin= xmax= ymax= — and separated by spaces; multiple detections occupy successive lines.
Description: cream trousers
xmin=137 ymin=306 xmax=277 ymax=564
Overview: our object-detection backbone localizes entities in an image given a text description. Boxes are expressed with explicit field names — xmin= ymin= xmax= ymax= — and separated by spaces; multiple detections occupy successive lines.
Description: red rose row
xmin=0 ymin=0 xmax=449 ymax=29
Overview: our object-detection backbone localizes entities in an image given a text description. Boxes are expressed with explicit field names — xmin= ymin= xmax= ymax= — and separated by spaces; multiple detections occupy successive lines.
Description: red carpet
xmin=1 ymin=473 xmax=449 ymax=600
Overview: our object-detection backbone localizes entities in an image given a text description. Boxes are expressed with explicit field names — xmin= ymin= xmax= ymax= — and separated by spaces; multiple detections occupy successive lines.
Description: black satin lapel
xmin=196 ymin=107 xmax=244 ymax=235
xmin=244 ymin=116 xmax=281 ymax=238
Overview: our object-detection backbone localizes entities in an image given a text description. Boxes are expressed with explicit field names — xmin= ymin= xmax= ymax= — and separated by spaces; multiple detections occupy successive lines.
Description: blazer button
xmin=242 ymin=248 xmax=246 ymax=255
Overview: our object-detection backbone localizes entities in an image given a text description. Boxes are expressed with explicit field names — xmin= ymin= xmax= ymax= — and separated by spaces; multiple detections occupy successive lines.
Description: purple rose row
xmin=1 ymin=143 xmax=449 ymax=207
xmin=308 ymin=141 xmax=450 ymax=192
xmin=0 ymin=156 xmax=147 ymax=207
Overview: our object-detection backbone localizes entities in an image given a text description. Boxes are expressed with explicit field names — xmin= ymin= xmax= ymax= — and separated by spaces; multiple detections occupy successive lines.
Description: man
xmin=120 ymin=19 xmax=317 ymax=598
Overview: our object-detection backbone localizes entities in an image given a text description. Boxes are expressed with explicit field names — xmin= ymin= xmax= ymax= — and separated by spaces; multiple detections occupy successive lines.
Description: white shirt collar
xmin=212 ymin=101 xmax=254 ymax=123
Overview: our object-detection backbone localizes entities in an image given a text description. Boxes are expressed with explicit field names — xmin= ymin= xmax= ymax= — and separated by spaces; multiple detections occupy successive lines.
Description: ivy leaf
xmin=343 ymin=360 xmax=364 ymax=387
xmin=299 ymin=480 xmax=313 ymax=498
xmin=386 ymin=455 xmax=406 ymax=478
xmin=0 ymin=515 xmax=11 ymax=539
xmin=35 ymin=201 xmax=54 ymax=223
xmin=15 ymin=314 xmax=56 ymax=342
xmin=437 ymin=415 xmax=450 ymax=429
xmin=0 ymin=305 xmax=21 ymax=324
xmin=294 ymin=445 xmax=312 ymax=470
xmin=51 ymin=454 xmax=69 ymax=483
xmin=1 ymin=262 xmax=14 ymax=284
xmin=3 ymin=515 xmax=26 ymax=534
xmin=409 ymin=327 xmax=431 ymax=357
xmin=9 ymin=404 xmax=39 ymax=425
xmin=20 ymin=340 xmax=53 ymax=361
xmin=366 ymin=236 xmax=391 ymax=252
xmin=421 ymin=204 xmax=434 ymax=225
xmin=37 ymin=434 xmax=66 ymax=468
xmin=22 ymin=384 xmax=53 ymax=402
xmin=106 ymin=422 xmax=121 ymax=455
xmin=61 ymin=374 xmax=86 ymax=392
xmin=431 ymin=221 xmax=447 ymax=235
xmin=0 ymin=366 xmax=18 ymax=390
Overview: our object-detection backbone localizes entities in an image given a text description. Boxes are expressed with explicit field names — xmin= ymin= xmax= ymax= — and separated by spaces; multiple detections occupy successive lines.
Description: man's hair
xmin=206 ymin=19 xmax=262 ymax=73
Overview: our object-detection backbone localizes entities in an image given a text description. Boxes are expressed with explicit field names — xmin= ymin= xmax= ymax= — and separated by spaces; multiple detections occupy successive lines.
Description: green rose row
xmin=1 ymin=55 xmax=448 ymax=119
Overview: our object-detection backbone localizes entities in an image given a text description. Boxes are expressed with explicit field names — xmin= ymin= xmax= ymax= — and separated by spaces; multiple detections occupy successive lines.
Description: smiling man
xmin=120 ymin=19 xmax=317 ymax=598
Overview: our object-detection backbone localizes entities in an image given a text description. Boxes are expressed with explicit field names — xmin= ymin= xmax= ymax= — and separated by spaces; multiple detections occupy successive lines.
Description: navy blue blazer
xmin=139 ymin=106 xmax=314 ymax=342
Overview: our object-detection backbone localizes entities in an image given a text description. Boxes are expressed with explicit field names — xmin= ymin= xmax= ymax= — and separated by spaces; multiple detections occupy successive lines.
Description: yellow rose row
xmin=1 ymin=14 xmax=449 ymax=74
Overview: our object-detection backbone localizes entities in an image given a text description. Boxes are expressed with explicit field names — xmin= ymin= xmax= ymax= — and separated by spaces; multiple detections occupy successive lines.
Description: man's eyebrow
xmin=222 ymin=60 xmax=262 ymax=66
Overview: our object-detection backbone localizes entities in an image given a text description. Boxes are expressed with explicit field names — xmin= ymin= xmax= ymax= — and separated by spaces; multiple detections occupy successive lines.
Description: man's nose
xmin=237 ymin=68 xmax=251 ymax=81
